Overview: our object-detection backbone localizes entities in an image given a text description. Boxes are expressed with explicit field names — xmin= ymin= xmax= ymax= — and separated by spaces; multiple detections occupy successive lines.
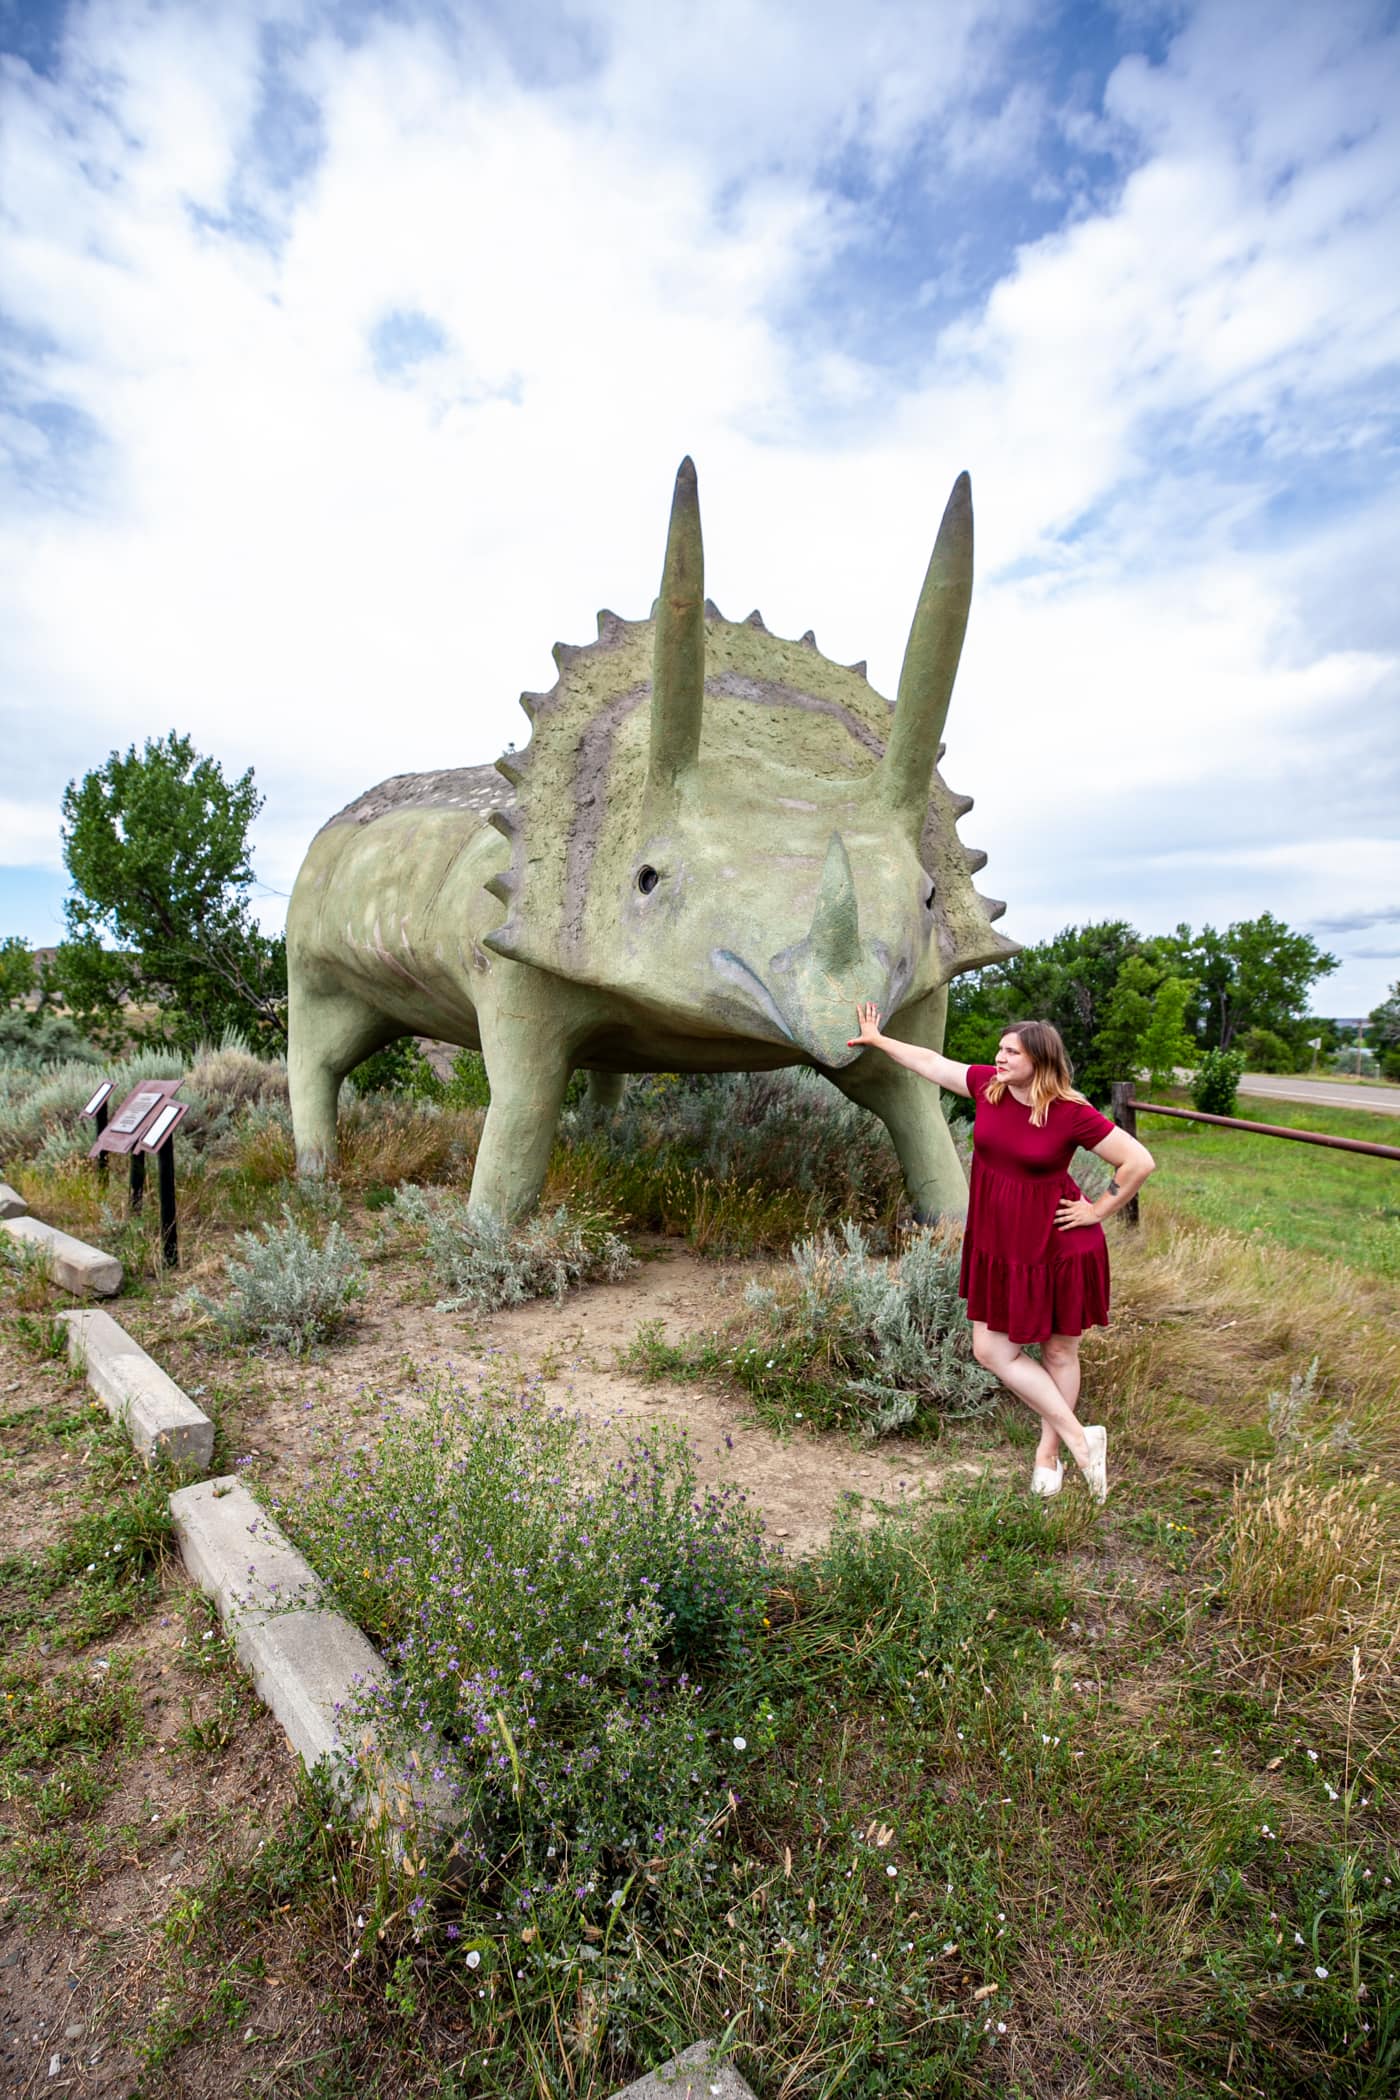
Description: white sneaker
xmin=1030 ymin=1459 xmax=1064 ymax=1497
xmin=1078 ymin=1425 xmax=1109 ymax=1504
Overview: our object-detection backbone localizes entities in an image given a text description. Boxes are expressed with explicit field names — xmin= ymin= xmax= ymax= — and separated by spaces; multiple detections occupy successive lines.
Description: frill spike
xmin=552 ymin=641 xmax=583 ymax=671
xmin=978 ymin=893 xmax=1007 ymax=922
xmin=745 ymin=609 xmax=767 ymax=630
xmin=951 ymin=791 xmax=974 ymax=817
xmin=486 ymin=809 xmax=516 ymax=840
xmin=495 ymin=754 xmax=527 ymax=788
xmin=648 ymin=457 xmax=706 ymax=794
xmin=800 ymin=629 xmax=817 ymax=649
xmin=485 ymin=871 xmax=516 ymax=905
xmin=847 ymin=659 xmax=867 ymax=678
xmin=877 ymin=473 xmax=973 ymax=827
xmin=962 ymin=846 xmax=988 ymax=873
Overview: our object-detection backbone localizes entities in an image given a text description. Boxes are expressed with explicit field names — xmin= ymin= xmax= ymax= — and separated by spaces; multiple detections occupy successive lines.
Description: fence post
xmin=1110 ymin=1081 xmax=1140 ymax=1227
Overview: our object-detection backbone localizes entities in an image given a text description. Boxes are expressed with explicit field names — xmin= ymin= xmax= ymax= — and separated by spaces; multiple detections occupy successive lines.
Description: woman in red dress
xmin=848 ymin=1008 xmax=1156 ymax=1502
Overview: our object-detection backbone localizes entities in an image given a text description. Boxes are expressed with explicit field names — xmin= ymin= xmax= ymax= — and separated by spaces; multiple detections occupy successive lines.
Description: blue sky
xmin=2 ymin=0 xmax=1398 ymax=1015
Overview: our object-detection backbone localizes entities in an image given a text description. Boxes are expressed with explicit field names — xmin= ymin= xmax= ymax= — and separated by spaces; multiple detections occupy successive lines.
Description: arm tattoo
xmin=1107 ymin=1178 xmax=1121 ymax=1195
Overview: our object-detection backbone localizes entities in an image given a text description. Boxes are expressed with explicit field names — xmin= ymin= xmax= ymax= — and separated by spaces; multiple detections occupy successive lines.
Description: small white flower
xmin=610 ymin=1890 xmax=624 ymax=1907
xmin=1316 ymin=1964 xmax=1329 ymax=1980
xmin=886 ymin=1865 xmax=897 ymax=1877
xmin=1295 ymin=1932 xmax=1305 ymax=1945
xmin=465 ymin=1949 xmax=481 ymax=1970
xmin=1307 ymin=1749 xmax=1318 ymax=1762
xmin=733 ymin=1736 xmax=747 ymax=1751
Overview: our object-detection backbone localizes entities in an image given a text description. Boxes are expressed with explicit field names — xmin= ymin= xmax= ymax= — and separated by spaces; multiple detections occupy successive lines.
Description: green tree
xmin=1370 ymin=982 xmax=1400 ymax=1080
xmin=1158 ymin=913 xmax=1338 ymax=1051
xmin=1092 ymin=954 xmax=1161 ymax=1086
xmin=1138 ymin=976 xmax=1197 ymax=1091
xmin=54 ymin=733 xmax=287 ymax=1053
xmin=0 ymin=936 xmax=36 ymax=1008
xmin=945 ymin=921 xmax=1146 ymax=1101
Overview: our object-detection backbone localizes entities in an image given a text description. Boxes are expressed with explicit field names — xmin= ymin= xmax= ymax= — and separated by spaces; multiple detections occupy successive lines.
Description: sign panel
xmin=110 ymin=1088 xmax=165 ymax=1135
xmin=90 ymin=1077 xmax=184 ymax=1158
xmin=139 ymin=1101 xmax=188 ymax=1152
xmin=81 ymin=1081 xmax=114 ymax=1118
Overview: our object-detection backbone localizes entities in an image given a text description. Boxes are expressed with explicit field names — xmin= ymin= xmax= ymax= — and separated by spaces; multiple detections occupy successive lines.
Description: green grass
xmin=1137 ymin=1090 xmax=1400 ymax=1278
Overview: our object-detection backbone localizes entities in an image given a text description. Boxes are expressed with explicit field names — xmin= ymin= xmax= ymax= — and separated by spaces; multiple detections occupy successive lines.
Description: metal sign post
xmin=139 ymin=1101 xmax=189 ymax=1268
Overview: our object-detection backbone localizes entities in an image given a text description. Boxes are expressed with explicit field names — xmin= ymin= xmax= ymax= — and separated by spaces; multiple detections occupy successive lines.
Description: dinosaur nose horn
xmin=809 ymin=833 xmax=862 ymax=975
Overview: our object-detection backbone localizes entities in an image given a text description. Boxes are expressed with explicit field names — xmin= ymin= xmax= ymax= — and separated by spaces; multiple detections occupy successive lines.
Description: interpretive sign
xmin=85 ymin=1077 xmax=187 ymax=1268
xmin=89 ymin=1079 xmax=183 ymax=1160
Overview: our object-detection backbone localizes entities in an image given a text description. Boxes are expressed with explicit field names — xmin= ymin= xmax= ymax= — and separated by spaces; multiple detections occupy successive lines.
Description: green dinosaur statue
xmin=286 ymin=460 xmax=1014 ymax=1220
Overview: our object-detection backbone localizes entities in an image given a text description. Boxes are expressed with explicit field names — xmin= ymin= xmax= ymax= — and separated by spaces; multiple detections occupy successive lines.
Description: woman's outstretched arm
xmin=847 ymin=1000 xmax=974 ymax=1097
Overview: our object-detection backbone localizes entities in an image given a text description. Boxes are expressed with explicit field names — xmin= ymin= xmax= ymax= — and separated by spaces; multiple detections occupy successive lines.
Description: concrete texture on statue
xmin=0 ymin=1181 xmax=28 ymax=1220
xmin=606 ymin=2040 xmax=757 ymax=2100
xmin=59 ymin=1308 xmax=214 ymax=1470
xmin=2 ymin=1214 xmax=122 ymax=1296
xmin=287 ymin=461 xmax=1014 ymax=1222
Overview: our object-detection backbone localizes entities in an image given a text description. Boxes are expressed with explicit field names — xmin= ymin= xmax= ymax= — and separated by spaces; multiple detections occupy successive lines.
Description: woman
xmin=847 ymin=1006 xmax=1156 ymax=1502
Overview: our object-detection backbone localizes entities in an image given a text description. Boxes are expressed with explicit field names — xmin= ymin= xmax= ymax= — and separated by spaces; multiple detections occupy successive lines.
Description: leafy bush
xmin=347 ymin=1037 xmax=440 ymax=1097
xmin=203 ymin=1204 xmax=364 ymax=1352
xmin=1190 ymin=1047 xmax=1246 ymax=1117
xmin=552 ymin=1067 xmax=943 ymax=1252
xmin=737 ymin=1220 xmax=997 ymax=1438
xmin=1238 ymin=1027 xmax=1295 ymax=1073
xmin=392 ymin=1187 xmax=633 ymax=1310
xmin=0 ymin=1010 xmax=98 ymax=1072
xmin=268 ymin=1379 xmax=772 ymax=1907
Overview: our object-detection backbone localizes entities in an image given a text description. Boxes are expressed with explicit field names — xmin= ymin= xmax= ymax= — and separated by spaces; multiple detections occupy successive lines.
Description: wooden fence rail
xmin=1107 ymin=1081 xmax=1400 ymax=1227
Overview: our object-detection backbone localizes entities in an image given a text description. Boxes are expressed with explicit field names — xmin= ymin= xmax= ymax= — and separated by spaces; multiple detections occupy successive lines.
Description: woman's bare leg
xmin=972 ymin=1324 xmax=1091 ymax=1469
xmin=1035 ymin=1333 xmax=1082 ymax=1468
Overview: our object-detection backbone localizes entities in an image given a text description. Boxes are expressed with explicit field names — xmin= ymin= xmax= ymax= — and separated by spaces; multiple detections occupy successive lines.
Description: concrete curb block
xmin=2 ymin=1214 xmax=122 ymax=1297
xmin=607 ymin=2040 xmax=757 ymax=2099
xmin=169 ymin=1477 xmax=461 ymax=1850
xmin=59 ymin=1308 xmax=214 ymax=1469
xmin=0 ymin=1181 xmax=28 ymax=1220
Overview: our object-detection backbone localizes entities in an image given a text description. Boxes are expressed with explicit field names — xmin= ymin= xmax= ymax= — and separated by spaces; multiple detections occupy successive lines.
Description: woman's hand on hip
xmin=1054 ymin=1196 xmax=1100 ymax=1231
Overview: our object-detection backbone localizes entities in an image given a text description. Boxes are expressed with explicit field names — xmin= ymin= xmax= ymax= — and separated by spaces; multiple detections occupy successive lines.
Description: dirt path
xmin=220 ymin=1240 xmax=1009 ymax=1560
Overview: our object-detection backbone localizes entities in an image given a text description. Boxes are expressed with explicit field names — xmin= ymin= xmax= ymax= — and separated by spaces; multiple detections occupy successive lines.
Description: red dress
xmin=958 ymin=1064 xmax=1116 ymax=1344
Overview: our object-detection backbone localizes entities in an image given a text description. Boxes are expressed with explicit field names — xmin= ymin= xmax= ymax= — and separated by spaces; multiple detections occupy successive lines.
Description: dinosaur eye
xmin=637 ymin=865 xmax=660 ymax=895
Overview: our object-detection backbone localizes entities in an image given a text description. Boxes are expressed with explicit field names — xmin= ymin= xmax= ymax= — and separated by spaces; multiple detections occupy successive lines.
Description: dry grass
xmin=1091 ymin=1205 xmax=1400 ymax=1487
xmin=1216 ymin=1457 xmax=1396 ymax=1676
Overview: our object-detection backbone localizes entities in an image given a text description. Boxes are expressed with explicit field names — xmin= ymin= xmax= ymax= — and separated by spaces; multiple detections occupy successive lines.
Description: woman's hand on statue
xmin=848 ymin=1001 xmax=883 ymax=1048
xmin=1054 ymin=1196 xmax=1100 ymax=1231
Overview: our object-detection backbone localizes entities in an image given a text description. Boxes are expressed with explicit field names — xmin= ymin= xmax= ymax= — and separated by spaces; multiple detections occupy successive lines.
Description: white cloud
xmin=0 ymin=799 xmax=65 ymax=870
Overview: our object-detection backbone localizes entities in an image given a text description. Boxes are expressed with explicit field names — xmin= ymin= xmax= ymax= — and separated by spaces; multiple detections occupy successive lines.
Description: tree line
xmin=0 ymin=734 xmax=1391 ymax=1094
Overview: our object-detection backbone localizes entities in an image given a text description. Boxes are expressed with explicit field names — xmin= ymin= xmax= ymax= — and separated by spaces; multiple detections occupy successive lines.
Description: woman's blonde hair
xmin=984 ymin=1019 xmax=1089 ymax=1127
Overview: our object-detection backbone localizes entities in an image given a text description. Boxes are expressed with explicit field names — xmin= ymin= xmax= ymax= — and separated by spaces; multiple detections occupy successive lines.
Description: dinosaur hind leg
xmin=584 ymin=1071 xmax=627 ymax=1116
xmin=289 ymin=980 xmax=399 ymax=1178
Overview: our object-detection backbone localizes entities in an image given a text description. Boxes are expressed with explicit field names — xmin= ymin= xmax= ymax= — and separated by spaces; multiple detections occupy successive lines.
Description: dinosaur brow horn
xmin=648 ymin=456 xmax=706 ymax=792
xmin=877 ymin=472 xmax=973 ymax=826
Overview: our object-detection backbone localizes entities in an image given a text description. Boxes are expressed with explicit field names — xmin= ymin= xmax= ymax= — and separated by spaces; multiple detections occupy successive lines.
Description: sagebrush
xmin=392 ymin=1186 xmax=633 ymax=1310
xmin=202 ymin=1204 xmax=364 ymax=1352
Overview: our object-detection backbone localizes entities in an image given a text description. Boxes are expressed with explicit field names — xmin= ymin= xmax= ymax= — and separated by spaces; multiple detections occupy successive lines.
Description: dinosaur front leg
xmin=469 ymin=999 xmax=576 ymax=1223
xmin=825 ymin=987 xmax=968 ymax=1223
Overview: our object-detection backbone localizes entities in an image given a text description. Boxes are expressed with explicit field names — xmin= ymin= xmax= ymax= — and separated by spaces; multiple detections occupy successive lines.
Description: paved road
xmin=1235 ymin=1073 xmax=1400 ymax=1116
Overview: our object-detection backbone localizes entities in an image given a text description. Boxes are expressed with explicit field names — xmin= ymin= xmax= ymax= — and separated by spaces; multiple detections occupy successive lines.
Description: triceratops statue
xmin=286 ymin=459 xmax=1014 ymax=1221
